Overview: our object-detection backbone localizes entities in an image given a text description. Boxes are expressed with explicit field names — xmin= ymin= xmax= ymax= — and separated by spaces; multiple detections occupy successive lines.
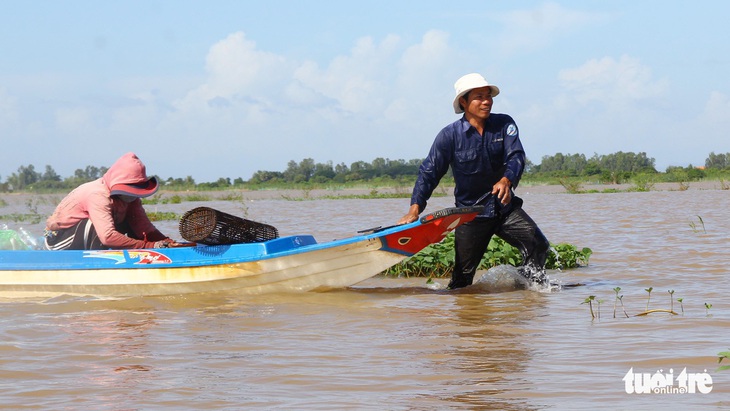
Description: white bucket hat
xmin=453 ymin=73 xmax=500 ymax=114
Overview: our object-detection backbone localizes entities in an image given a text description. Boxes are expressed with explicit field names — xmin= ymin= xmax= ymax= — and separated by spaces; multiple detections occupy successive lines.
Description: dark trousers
xmin=449 ymin=207 xmax=549 ymax=289
xmin=44 ymin=219 xmax=104 ymax=250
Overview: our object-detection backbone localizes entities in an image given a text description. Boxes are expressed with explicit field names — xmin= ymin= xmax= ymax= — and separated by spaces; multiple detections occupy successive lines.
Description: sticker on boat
xmin=83 ymin=250 xmax=172 ymax=265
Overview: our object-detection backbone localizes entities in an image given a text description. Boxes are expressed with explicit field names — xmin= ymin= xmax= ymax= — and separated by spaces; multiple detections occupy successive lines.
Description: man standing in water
xmin=398 ymin=73 xmax=550 ymax=289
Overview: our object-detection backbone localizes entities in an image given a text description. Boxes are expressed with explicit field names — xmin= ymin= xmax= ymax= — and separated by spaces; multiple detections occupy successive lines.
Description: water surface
xmin=1 ymin=190 xmax=729 ymax=409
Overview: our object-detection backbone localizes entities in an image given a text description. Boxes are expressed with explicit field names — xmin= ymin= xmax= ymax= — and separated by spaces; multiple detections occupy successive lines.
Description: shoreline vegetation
xmin=3 ymin=151 xmax=730 ymax=196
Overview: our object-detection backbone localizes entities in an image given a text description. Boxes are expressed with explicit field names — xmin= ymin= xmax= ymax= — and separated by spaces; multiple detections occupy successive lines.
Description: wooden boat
xmin=0 ymin=206 xmax=481 ymax=298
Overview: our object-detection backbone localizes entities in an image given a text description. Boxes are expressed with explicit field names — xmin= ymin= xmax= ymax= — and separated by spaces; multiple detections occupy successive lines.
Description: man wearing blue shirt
xmin=398 ymin=73 xmax=550 ymax=289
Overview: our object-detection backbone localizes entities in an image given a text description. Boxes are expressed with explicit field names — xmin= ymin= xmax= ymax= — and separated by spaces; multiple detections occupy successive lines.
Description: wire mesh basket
xmin=178 ymin=207 xmax=279 ymax=245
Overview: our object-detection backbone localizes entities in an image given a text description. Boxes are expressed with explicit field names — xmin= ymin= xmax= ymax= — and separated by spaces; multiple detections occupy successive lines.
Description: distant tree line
xmin=529 ymin=151 xmax=658 ymax=184
xmin=248 ymin=158 xmax=423 ymax=185
xmin=528 ymin=151 xmax=730 ymax=184
xmin=2 ymin=151 xmax=730 ymax=193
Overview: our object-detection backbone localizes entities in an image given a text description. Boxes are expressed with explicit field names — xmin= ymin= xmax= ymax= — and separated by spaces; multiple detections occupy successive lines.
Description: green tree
xmin=705 ymin=152 xmax=729 ymax=170
xmin=7 ymin=165 xmax=41 ymax=190
xmin=41 ymin=165 xmax=62 ymax=182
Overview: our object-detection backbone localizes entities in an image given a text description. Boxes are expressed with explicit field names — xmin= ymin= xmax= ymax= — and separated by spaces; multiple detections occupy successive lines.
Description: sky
xmin=1 ymin=1 xmax=729 ymax=183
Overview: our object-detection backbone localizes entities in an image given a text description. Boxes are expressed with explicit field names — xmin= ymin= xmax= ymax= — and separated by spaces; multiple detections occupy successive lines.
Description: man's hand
xmin=398 ymin=204 xmax=421 ymax=225
xmin=492 ymin=177 xmax=512 ymax=205
xmin=153 ymin=238 xmax=175 ymax=248
xmin=154 ymin=238 xmax=197 ymax=248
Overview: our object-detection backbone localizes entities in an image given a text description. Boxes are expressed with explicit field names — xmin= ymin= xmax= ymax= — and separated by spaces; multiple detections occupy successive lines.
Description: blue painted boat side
xmin=0 ymin=220 xmax=422 ymax=271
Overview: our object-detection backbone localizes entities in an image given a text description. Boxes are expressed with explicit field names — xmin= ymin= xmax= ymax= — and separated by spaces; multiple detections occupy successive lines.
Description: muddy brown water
xmin=1 ymin=187 xmax=729 ymax=410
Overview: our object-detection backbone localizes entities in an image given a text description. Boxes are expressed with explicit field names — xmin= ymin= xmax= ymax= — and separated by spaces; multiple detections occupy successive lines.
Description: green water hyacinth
xmin=383 ymin=232 xmax=592 ymax=278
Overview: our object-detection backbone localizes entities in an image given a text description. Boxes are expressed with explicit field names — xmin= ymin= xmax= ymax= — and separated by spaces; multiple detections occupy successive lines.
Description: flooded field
xmin=1 ymin=187 xmax=729 ymax=409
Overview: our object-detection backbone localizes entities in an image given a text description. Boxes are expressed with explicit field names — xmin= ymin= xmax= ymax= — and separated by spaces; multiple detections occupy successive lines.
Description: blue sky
xmin=2 ymin=1 xmax=729 ymax=182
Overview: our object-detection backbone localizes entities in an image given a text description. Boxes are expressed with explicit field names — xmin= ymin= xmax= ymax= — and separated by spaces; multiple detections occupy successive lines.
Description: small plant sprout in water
xmin=718 ymin=349 xmax=730 ymax=372
xmin=705 ymin=303 xmax=713 ymax=316
xmin=635 ymin=286 xmax=678 ymax=317
xmin=618 ymin=295 xmax=630 ymax=318
xmin=689 ymin=215 xmax=706 ymax=234
xmin=668 ymin=290 xmax=675 ymax=312
xmin=677 ymin=297 xmax=685 ymax=314
xmin=582 ymin=295 xmax=596 ymax=319
xmin=613 ymin=287 xmax=629 ymax=318
xmin=645 ymin=287 xmax=653 ymax=311
xmin=596 ymin=299 xmax=605 ymax=319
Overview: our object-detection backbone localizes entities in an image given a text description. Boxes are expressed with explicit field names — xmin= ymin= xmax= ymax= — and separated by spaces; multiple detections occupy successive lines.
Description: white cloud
xmin=174 ymin=32 xmax=290 ymax=112
xmin=379 ymin=31 xmax=455 ymax=123
xmin=517 ymin=54 xmax=675 ymax=167
xmin=162 ymin=30 xmax=463 ymax=178
xmin=558 ymin=55 xmax=668 ymax=106
xmin=294 ymin=34 xmax=401 ymax=115
xmin=0 ymin=87 xmax=19 ymax=127
xmin=397 ymin=30 xmax=452 ymax=87
xmin=701 ymin=91 xmax=730 ymax=125
xmin=494 ymin=2 xmax=608 ymax=55
xmin=54 ymin=107 xmax=94 ymax=134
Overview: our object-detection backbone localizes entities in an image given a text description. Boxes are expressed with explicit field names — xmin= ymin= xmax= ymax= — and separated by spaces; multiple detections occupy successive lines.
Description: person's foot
xmin=517 ymin=266 xmax=549 ymax=286
xmin=447 ymin=274 xmax=474 ymax=289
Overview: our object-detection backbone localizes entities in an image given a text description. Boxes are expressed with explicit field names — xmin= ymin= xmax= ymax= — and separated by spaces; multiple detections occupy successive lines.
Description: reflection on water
xmin=432 ymin=292 xmax=545 ymax=411
xmin=1 ymin=190 xmax=730 ymax=409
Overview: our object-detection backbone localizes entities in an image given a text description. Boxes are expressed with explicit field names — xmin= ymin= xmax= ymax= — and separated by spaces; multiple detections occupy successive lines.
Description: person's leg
xmin=450 ymin=218 xmax=498 ymax=289
xmin=496 ymin=208 xmax=550 ymax=284
xmin=45 ymin=219 xmax=103 ymax=250
xmin=80 ymin=219 xmax=104 ymax=249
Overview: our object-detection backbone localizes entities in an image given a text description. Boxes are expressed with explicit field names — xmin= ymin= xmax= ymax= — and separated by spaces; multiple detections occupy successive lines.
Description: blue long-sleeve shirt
xmin=410 ymin=114 xmax=526 ymax=218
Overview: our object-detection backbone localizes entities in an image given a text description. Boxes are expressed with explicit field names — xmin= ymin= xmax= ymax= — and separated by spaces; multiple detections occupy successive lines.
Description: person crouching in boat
xmin=44 ymin=152 xmax=175 ymax=250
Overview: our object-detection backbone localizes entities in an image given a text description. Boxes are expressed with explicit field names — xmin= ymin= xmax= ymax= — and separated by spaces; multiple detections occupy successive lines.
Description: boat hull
xmin=0 ymin=207 xmax=482 ymax=298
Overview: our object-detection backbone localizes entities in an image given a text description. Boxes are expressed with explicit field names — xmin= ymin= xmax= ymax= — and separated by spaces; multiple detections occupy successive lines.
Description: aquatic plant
xmin=0 ymin=213 xmax=43 ymax=223
xmin=547 ymin=243 xmax=593 ymax=269
xmin=689 ymin=215 xmax=706 ymax=234
xmin=382 ymin=232 xmax=591 ymax=278
xmin=141 ymin=194 xmax=161 ymax=205
xmin=633 ymin=286 xmax=679 ymax=316
xmin=617 ymin=294 xmax=629 ymax=318
xmin=635 ymin=308 xmax=678 ymax=317
xmin=613 ymin=287 xmax=629 ymax=318
xmin=705 ymin=302 xmax=712 ymax=316
xmin=628 ymin=176 xmax=655 ymax=192
xmin=582 ymin=295 xmax=596 ymax=319
xmin=645 ymin=287 xmax=653 ymax=311
xmin=596 ymin=298 xmax=605 ymax=319
xmin=718 ymin=350 xmax=730 ymax=371
xmin=559 ymin=179 xmax=583 ymax=194
xmin=183 ymin=194 xmax=213 ymax=202
xmin=146 ymin=211 xmax=179 ymax=221
xmin=584 ymin=287 xmax=702 ymax=319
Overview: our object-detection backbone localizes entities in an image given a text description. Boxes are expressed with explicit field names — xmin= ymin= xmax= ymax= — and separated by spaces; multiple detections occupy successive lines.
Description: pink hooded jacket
xmin=45 ymin=153 xmax=168 ymax=249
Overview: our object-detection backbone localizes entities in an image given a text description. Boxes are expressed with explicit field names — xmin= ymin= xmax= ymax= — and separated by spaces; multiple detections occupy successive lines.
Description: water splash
xmin=473 ymin=264 xmax=555 ymax=293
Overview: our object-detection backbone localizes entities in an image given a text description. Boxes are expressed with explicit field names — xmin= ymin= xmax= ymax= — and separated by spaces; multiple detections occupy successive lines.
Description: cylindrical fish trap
xmin=179 ymin=207 xmax=279 ymax=245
